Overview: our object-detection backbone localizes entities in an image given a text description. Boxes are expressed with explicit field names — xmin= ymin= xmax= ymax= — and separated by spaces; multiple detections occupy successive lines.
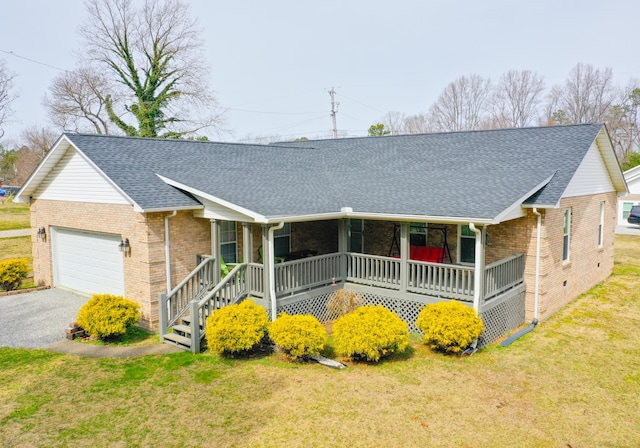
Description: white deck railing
xmin=484 ymin=252 xmax=525 ymax=300
xmin=275 ymin=253 xmax=342 ymax=296
xmin=345 ymin=253 xmax=401 ymax=289
xmin=407 ymin=260 xmax=475 ymax=301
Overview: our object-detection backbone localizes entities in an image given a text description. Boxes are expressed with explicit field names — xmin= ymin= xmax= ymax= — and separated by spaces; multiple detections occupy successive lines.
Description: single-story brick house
xmin=617 ymin=164 xmax=640 ymax=226
xmin=16 ymin=124 xmax=627 ymax=351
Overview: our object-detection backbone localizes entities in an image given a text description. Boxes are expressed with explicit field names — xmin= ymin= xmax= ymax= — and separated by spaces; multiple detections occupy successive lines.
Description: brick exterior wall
xmin=30 ymin=200 xmax=210 ymax=330
xmin=535 ymin=193 xmax=616 ymax=320
xmin=486 ymin=192 xmax=616 ymax=321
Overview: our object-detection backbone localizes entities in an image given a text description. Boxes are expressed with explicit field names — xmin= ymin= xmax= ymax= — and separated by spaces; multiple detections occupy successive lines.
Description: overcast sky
xmin=1 ymin=0 xmax=640 ymax=143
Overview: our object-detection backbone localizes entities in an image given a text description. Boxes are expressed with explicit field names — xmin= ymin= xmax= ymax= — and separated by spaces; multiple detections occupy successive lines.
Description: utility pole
xmin=329 ymin=87 xmax=339 ymax=139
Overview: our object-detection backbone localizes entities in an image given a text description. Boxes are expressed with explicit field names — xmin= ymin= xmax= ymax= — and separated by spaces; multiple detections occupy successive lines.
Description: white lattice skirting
xmin=276 ymin=284 xmax=526 ymax=347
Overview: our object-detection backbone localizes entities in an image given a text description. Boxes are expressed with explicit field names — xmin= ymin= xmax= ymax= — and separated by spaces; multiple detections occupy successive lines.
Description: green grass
xmin=1 ymin=236 xmax=640 ymax=447
xmin=0 ymin=199 xmax=30 ymax=231
xmin=76 ymin=325 xmax=159 ymax=346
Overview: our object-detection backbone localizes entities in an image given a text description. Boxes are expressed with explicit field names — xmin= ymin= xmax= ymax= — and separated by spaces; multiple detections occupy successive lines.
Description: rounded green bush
xmin=205 ymin=300 xmax=269 ymax=355
xmin=333 ymin=305 xmax=409 ymax=362
xmin=0 ymin=258 xmax=29 ymax=291
xmin=76 ymin=294 xmax=141 ymax=340
xmin=269 ymin=313 xmax=327 ymax=361
xmin=415 ymin=300 xmax=484 ymax=354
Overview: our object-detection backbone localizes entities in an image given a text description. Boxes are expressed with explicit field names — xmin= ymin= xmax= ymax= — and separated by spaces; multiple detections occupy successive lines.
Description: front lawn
xmin=0 ymin=199 xmax=30 ymax=231
xmin=1 ymin=236 xmax=639 ymax=447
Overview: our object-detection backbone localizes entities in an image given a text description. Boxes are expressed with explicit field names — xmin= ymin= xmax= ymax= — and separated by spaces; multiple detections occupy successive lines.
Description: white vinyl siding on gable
xmin=36 ymin=148 xmax=130 ymax=205
xmin=563 ymin=141 xmax=615 ymax=198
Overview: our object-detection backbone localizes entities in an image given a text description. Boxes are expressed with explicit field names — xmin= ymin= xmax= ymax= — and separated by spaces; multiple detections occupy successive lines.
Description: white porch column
xmin=338 ymin=219 xmax=348 ymax=280
xmin=399 ymin=222 xmax=410 ymax=292
xmin=262 ymin=223 xmax=283 ymax=320
xmin=469 ymin=223 xmax=486 ymax=316
xmin=242 ymin=223 xmax=253 ymax=263
xmin=211 ymin=220 xmax=221 ymax=283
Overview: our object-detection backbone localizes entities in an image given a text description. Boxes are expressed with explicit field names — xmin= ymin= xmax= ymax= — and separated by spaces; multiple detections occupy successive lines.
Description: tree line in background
xmin=0 ymin=0 xmax=225 ymax=186
xmin=1 ymin=0 xmax=639 ymax=186
xmin=369 ymin=65 xmax=640 ymax=170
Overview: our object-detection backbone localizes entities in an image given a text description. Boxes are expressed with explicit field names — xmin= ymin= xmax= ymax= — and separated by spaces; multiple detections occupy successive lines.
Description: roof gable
xmin=35 ymin=146 xmax=131 ymax=205
xmin=562 ymin=137 xmax=616 ymax=199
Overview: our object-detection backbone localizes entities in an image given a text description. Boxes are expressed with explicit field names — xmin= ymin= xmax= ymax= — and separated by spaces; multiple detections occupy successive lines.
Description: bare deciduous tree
xmin=0 ymin=60 xmax=17 ymax=139
xmin=2 ymin=126 xmax=57 ymax=185
xmin=427 ymin=74 xmax=492 ymax=132
xmin=546 ymin=63 xmax=617 ymax=124
xmin=44 ymin=66 xmax=115 ymax=134
xmin=380 ymin=111 xmax=406 ymax=135
xmin=80 ymin=0 xmax=225 ymax=138
xmin=402 ymin=113 xmax=429 ymax=134
xmin=604 ymin=81 xmax=640 ymax=163
xmin=489 ymin=70 xmax=545 ymax=128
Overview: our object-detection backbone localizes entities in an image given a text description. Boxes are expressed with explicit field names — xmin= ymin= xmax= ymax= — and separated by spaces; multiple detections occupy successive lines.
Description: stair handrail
xmin=160 ymin=255 xmax=217 ymax=336
xmin=190 ymin=262 xmax=249 ymax=352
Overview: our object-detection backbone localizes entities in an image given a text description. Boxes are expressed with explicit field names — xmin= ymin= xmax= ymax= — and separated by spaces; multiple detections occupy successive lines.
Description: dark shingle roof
xmin=64 ymin=124 xmax=607 ymax=221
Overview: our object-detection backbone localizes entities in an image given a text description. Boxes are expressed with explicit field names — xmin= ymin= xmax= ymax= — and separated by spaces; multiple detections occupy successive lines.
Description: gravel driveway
xmin=0 ymin=288 xmax=89 ymax=348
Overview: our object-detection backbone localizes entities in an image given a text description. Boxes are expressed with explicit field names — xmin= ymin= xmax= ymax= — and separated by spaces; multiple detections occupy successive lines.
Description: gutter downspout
xmin=501 ymin=208 xmax=541 ymax=347
xmin=468 ymin=223 xmax=483 ymax=316
xmin=268 ymin=222 xmax=285 ymax=321
xmin=165 ymin=210 xmax=177 ymax=292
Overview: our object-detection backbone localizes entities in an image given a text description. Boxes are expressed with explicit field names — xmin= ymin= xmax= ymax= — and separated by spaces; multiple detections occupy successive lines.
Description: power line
xmin=0 ymin=49 xmax=67 ymax=72
xmin=338 ymin=92 xmax=386 ymax=113
xmin=227 ymin=107 xmax=325 ymax=115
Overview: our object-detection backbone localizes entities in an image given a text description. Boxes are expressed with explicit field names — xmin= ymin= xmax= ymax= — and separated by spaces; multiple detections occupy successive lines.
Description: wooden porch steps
xmin=162 ymin=316 xmax=207 ymax=352
xmin=162 ymin=332 xmax=192 ymax=350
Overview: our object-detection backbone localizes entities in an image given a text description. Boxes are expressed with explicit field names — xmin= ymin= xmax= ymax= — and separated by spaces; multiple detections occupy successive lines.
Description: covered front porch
xmin=159 ymin=219 xmax=526 ymax=352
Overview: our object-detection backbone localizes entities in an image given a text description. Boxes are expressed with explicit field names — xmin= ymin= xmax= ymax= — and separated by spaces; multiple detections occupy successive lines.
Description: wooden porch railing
xmin=407 ymin=260 xmax=475 ymax=301
xmin=275 ymin=253 xmax=342 ymax=296
xmin=159 ymin=255 xmax=217 ymax=335
xmin=345 ymin=253 xmax=401 ymax=289
xmin=484 ymin=252 xmax=525 ymax=300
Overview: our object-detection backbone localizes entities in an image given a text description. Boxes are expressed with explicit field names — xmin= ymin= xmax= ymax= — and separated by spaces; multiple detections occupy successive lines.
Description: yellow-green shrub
xmin=333 ymin=305 xmax=409 ymax=362
xmin=76 ymin=294 xmax=141 ymax=340
xmin=205 ymin=300 xmax=269 ymax=355
xmin=415 ymin=300 xmax=484 ymax=354
xmin=0 ymin=258 xmax=28 ymax=291
xmin=269 ymin=313 xmax=327 ymax=361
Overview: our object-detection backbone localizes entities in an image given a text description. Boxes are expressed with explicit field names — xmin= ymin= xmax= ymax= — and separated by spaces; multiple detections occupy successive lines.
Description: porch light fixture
xmin=37 ymin=227 xmax=46 ymax=241
xmin=119 ymin=238 xmax=131 ymax=254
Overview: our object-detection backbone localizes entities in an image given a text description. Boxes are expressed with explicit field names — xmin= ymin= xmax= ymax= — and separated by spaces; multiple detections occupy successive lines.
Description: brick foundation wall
xmin=30 ymin=200 xmax=211 ymax=331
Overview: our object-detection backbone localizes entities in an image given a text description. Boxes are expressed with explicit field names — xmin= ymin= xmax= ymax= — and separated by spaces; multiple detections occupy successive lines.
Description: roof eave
xmin=265 ymin=211 xmax=495 ymax=226
xmin=156 ymin=174 xmax=269 ymax=223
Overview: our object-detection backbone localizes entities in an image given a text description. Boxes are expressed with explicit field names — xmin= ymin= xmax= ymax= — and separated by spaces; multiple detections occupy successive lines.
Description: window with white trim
xmin=220 ymin=221 xmax=237 ymax=263
xmin=348 ymin=219 xmax=364 ymax=253
xmin=459 ymin=225 xmax=475 ymax=264
xmin=598 ymin=201 xmax=605 ymax=248
xmin=274 ymin=223 xmax=291 ymax=258
xmin=563 ymin=208 xmax=571 ymax=262
xmin=410 ymin=222 xmax=427 ymax=247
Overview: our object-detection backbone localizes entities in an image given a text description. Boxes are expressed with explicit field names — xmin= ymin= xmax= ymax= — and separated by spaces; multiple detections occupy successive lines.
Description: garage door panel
xmin=53 ymin=228 xmax=125 ymax=296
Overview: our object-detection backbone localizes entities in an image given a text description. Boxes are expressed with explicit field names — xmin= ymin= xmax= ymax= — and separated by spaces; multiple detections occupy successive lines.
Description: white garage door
xmin=52 ymin=228 xmax=125 ymax=296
